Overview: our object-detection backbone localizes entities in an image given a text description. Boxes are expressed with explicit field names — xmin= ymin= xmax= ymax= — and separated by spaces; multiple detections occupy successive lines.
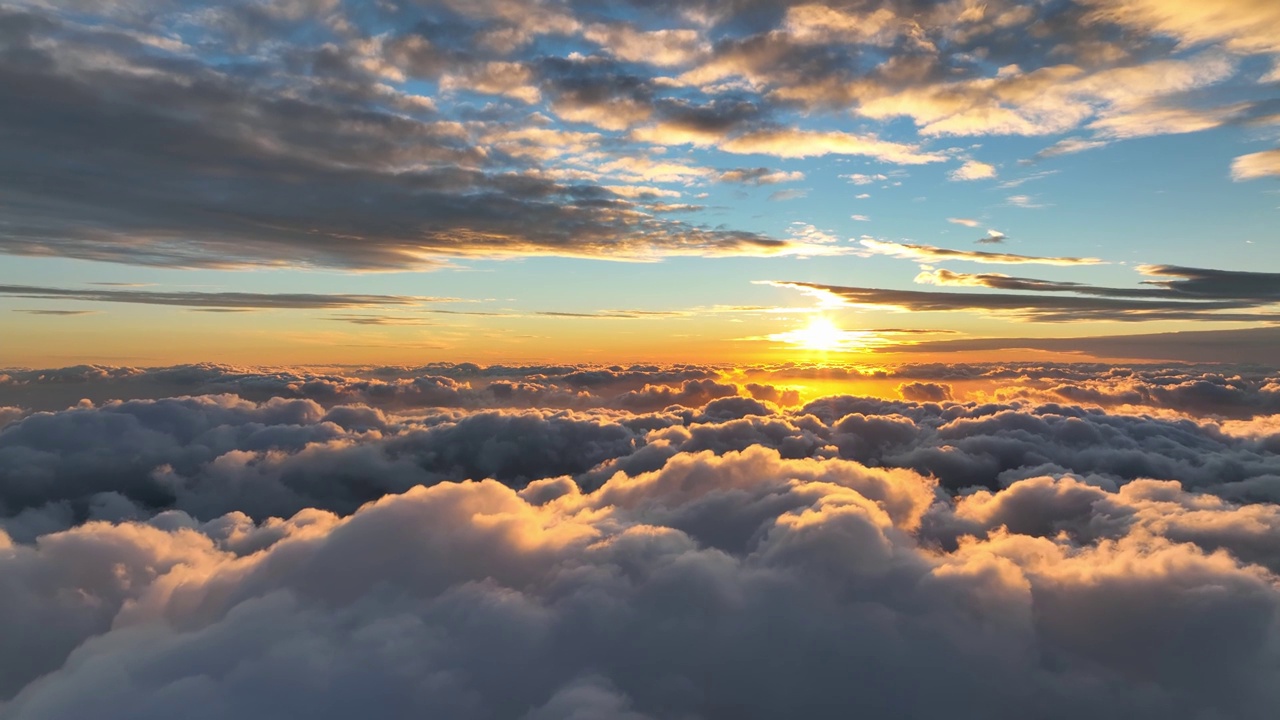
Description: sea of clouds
xmin=2 ymin=362 xmax=1280 ymax=719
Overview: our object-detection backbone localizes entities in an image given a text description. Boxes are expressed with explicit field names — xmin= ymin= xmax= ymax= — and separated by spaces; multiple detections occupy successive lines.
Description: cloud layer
xmin=2 ymin=362 xmax=1280 ymax=717
xmin=0 ymin=1 xmax=1275 ymax=269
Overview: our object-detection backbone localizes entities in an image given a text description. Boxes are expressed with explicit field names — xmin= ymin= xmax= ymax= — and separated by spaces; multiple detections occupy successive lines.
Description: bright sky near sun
xmin=0 ymin=0 xmax=1278 ymax=366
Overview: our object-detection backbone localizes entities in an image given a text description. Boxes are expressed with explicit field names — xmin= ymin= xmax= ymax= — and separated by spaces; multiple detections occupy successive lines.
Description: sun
xmin=792 ymin=317 xmax=846 ymax=351
xmin=764 ymin=316 xmax=861 ymax=353
xmin=766 ymin=316 xmax=883 ymax=354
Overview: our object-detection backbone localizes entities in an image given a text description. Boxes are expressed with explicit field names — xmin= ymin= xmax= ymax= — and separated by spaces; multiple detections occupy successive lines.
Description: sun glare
xmin=794 ymin=317 xmax=846 ymax=351
xmin=769 ymin=316 xmax=871 ymax=353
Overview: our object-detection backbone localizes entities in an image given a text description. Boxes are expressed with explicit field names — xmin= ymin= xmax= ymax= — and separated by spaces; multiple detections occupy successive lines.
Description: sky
xmin=1 ymin=0 xmax=1278 ymax=366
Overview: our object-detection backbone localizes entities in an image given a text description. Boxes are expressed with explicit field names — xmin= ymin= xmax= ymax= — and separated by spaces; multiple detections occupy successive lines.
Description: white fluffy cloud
xmin=949 ymin=159 xmax=997 ymax=181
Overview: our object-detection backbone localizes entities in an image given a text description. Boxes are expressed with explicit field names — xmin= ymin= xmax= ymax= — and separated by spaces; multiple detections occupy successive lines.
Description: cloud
xmin=0 ymin=8 xmax=844 ymax=270
xmin=582 ymin=22 xmax=708 ymax=67
xmin=6 ymin=465 xmax=1279 ymax=717
xmin=770 ymin=280 xmax=1278 ymax=323
xmin=1031 ymin=137 xmax=1109 ymax=160
xmin=898 ymin=381 xmax=953 ymax=402
xmin=2 ymin=365 xmax=1280 ymax=716
xmin=914 ymin=265 xmax=1280 ymax=302
xmin=768 ymin=188 xmax=809 ymax=202
xmin=947 ymin=218 xmax=981 ymax=227
xmin=0 ymin=285 xmax=441 ymax=310
xmin=0 ymin=0 xmax=1265 ymax=273
xmin=1232 ymin=149 xmax=1280 ymax=180
xmin=716 ymin=167 xmax=805 ymax=185
xmin=0 ymin=407 xmax=24 ymax=429
xmin=440 ymin=61 xmax=541 ymax=103
xmin=844 ymin=173 xmax=889 ymax=186
xmin=998 ymin=170 xmax=1059 ymax=188
xmin=1082 ymin=0 xmax=1280 ymax=54
xmin=859 ymin=238 xmax=1104 ymax=266
xmin=975 ymin=230 xmax=1006 ymax=245
xmin=718 ymin=128 xmax=946 ymax=164
xmin=1006 ymin=195 xmax=1046 ymax=208
xmin=1089 ymin=101 xmax=1255 ymax=140
xmin=889 ymin=326 xmax=1280 ymax=364
xmin=770 ymin=259 xmax=1280 ymax=329
xmin=781 ymin=4 xmax=904 ymax=46
xmin=949 ymin=159 xmax=997 ymax=181
xmin=325 ymin=314 xmax=439 ymax=326
xmin=534 ymin=310 xmax=688 ymax=319
xmin=786 ymin=223 xmax=841 ymax=245
xmin=1138 ymin=265 xmax=1280 ymax=299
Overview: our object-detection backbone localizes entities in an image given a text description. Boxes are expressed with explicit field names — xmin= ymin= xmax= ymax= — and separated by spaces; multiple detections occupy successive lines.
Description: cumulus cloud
xmin=2 ymin=362 xmax=1280 ymax=717
xmin=898 ymin=381 xmax=953 ymax=403
xmin=949 ymin=159 xmax=997 ymax=181
xmin=583 ymin=22 xmax=708 ymax=67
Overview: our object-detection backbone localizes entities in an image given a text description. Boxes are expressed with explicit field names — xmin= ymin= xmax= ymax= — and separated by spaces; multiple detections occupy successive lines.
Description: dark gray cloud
xmin=918 ymin=266 xmax=1280 ymax=301
xmin=1140 ymin=265 xmax=1280 ymax=300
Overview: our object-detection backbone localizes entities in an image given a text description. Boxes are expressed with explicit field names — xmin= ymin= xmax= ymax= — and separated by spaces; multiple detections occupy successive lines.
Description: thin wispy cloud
xmin=717 ymin=168 xmax=805 ymax=185
xmin=859 ymin=239 xmax=1104 ymax=266
xmin=0 ymin=285 xmax=455 ymax=310
xmin=1006 ymin=194 xmax=1047 ymax=208
xmin=771 ymin=280 xmax=1277 ymax=322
